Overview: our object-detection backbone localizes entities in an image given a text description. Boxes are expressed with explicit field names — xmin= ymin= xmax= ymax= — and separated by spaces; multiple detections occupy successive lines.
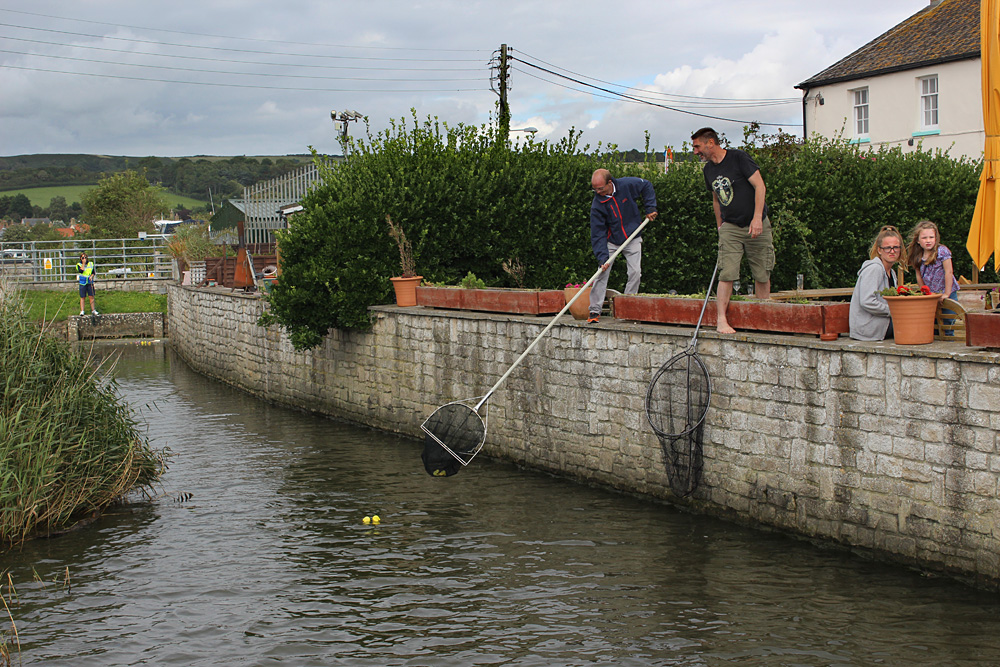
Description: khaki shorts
xmin=717 ymin=216 xmax=775 ymax=283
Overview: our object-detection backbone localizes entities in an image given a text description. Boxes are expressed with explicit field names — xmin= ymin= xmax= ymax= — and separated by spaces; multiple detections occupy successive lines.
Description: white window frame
xmin=919 ymin=75 xmax=939 ymax=131
xmin=852 ymin=87 xmax=870 ymax=140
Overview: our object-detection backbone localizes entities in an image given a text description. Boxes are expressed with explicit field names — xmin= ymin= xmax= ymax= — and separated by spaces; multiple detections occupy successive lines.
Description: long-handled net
xmin=421 ymin=217 xmax=653 ymax=477
xmin=644 ymin=261 xmax=717 ymax=497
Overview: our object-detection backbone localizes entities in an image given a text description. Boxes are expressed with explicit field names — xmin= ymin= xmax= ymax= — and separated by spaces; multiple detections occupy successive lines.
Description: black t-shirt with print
xmin=702 ymin=148 xmax=768 ymax=228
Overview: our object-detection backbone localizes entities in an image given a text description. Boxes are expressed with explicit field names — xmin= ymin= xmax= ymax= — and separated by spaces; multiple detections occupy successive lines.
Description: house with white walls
xmin=795 ymin=0 xmax=983 ymax=160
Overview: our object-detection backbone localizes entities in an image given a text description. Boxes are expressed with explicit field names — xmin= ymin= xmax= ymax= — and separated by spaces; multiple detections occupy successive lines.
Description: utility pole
xmin=498 ymin=43 xmax=510 ymax=136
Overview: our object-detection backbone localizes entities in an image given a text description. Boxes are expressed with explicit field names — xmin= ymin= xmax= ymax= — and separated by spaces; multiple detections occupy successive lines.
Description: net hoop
xmin=420 ymin=397 xmax=488 ymax=467
xmin=644 ymin=349 xmax=712 ymax=440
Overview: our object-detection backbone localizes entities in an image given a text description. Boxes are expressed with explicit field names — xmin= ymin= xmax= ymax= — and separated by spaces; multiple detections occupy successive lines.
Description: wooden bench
xmin=934 ymin=297 xmax=966 ymax=340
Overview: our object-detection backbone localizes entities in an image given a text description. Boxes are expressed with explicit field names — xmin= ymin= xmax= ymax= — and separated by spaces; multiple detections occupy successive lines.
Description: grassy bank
xmin=18 ymin=289 xmax=167 ymax=322
xmin=0 ymin=285 xmax=165 ymax=547
xmin=0 ymin=184 xmax=206 ymax=210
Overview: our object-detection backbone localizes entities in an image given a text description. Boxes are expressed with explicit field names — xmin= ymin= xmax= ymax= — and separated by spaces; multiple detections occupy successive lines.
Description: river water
xmin=4 ymin=342 xmax=1000 ymax=666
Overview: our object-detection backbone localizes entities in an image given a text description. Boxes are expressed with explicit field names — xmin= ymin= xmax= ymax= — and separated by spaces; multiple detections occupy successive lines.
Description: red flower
xmin=920 ymin=285 xmax=931 ymax=295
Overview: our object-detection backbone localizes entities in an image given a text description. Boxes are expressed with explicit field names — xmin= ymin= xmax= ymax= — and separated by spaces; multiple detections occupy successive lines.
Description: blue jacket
xmin=590 ymin=177 xmax=657 ymax=264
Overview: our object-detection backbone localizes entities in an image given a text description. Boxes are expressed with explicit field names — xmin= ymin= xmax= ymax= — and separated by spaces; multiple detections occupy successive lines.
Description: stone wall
xmin=68 ymin=312 xmax=165 ymax=340
xmin=167 ymin=285 xmax=1000 ymax=587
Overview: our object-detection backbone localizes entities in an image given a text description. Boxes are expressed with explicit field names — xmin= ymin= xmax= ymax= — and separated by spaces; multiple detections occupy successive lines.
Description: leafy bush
xmin=263 ymin=113 xmax=987 ymax=350
xmin=459 ymin=272 xmax=487 ymax=289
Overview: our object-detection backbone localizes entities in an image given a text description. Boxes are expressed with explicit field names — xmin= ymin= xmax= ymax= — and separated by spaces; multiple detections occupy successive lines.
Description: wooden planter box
xmin=965 ymin=312 xmax=1000 ymax=348
xmin=416 ymin=286 xmax=565 ymax=315
xmin=612 ymin=294 xmax=851 ymax=340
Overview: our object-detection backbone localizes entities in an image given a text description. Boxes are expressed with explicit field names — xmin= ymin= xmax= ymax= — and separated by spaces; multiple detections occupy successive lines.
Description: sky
xmin=0 ymin=1 xmax=927 ymax=158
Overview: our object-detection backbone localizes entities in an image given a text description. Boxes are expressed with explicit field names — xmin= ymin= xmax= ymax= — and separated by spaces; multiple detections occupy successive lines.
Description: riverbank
xmin=167 ymin=284 xmax=1000 ymax=589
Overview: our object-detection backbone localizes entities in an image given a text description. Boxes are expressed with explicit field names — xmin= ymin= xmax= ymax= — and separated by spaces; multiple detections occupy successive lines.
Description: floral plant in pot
xmin=880 ymin=283 xmax=939 ymax=345
xmin=386 ymin=214 xmax=422 ymax=307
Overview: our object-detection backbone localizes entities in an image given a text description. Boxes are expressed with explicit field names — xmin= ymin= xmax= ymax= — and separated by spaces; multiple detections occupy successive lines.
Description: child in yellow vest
xmin=77 ymin=252 xmax=98 ymax=316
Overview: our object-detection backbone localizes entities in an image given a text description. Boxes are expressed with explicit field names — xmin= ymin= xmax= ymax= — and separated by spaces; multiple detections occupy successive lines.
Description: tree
xmin=1 ymin=224 xmax=31 ymax=242
xmin=3 ymin=194 xmax=33 ymax=222
xmin=47 ymin=196 xmax=70 ymax=224
xmin=81 ymin=170 xmax=169 ymax=237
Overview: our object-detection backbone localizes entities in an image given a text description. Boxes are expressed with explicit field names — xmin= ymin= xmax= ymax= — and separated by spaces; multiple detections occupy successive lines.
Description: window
xmin=853 ymin=88 xmax=869 ymax=138
xmin=920 ymin=75 xmax=939 ymax=129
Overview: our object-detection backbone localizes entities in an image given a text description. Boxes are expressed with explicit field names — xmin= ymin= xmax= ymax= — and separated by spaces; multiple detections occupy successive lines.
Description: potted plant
xmin=880 ymin=283 xmax=939 ymax=345
xmin=612 ymin=292 xmax=851 ymax=339
xmin=563 ymin=283 xmax=591 ymax=320
xmin=415 ymin=271 xmax=564 ymax=315
xmin=386 ymin=215 xmax=422 ymax=306
xmin=166 ymin=223 xmax=214 ymax=285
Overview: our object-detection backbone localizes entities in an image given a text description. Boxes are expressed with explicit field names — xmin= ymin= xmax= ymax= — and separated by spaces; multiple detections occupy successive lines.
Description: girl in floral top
xmin=905 ymin=220 xmax=958 ymax=302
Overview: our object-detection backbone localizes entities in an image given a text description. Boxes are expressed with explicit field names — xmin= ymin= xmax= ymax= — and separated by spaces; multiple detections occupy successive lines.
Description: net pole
xmin=474 ymin=217 xmax=652 ymax=411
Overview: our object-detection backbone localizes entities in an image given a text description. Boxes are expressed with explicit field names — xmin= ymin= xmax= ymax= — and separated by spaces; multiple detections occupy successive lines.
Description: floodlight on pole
xmin=510 ymin=126 xmax=538 ymax=136
xmin=331 ymin=109 xmax=364 ymax=143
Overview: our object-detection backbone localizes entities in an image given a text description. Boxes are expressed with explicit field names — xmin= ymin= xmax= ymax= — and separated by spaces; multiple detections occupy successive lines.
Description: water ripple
xmin=3 ymin=344 xmax=1000 ymax=666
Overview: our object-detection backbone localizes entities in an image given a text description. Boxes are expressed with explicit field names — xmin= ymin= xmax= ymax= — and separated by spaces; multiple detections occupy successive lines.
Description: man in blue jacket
xmin=588 ymin=169 xmax=658 ymax=322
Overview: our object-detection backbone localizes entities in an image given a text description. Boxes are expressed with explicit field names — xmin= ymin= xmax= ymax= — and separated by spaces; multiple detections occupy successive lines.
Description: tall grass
xmin=0 ymin=282 xmax=165 ymax=546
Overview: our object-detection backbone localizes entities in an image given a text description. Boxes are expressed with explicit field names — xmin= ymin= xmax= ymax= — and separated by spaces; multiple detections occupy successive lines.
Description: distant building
xmin=21 ymin=217 xmax=52 ymax=226
xmin=796 ymin=0 xmax=982 ymax=160
xmin=210 ymin=199 xmax=245 ymax=232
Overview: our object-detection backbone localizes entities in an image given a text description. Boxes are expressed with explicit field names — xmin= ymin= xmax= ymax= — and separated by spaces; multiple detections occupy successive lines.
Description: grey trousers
xmin=589 ymin=237 xmax=642 ymax=316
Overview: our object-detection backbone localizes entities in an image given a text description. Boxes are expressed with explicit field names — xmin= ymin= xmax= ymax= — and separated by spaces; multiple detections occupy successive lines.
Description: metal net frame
xmin=420 ymin=398 xmax=488 ymax=475
xmin=645 ymin=351 xmax=711 ymax=497
xmin=420 ymin=218 xmax=654 ymax=477
xmin=643 ymin=260 xmax=717 ymax=497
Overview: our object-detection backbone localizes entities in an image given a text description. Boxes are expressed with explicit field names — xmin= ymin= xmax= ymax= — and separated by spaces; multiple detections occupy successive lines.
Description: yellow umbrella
xmin=969 ymin=0 xmax=1000 ymax=272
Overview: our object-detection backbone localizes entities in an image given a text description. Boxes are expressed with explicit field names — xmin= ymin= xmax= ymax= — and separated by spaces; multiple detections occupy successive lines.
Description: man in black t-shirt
xmin=691 ymin=127 xmax=774 ymax=334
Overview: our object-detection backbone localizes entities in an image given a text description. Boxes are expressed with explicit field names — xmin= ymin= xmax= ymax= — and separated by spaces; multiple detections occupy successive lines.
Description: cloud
xmin=0 ymin=0 xmax=925 ymax=156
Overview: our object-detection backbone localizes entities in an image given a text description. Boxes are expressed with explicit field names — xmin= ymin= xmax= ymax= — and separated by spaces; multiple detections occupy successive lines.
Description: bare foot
xmin=716 ymin=321 xmax=736 ymax=334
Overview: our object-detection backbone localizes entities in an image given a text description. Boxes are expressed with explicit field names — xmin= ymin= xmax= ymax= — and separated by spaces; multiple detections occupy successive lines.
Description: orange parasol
xmin=969 ymin=0 xmax=1000 ymax=272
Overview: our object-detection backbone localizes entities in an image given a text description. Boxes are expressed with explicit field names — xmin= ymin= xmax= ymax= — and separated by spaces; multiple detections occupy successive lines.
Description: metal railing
xmin=243 ymin=162 xmax=323 ymax=244
xmin=0 ymin=238 xmax=174 ymax=283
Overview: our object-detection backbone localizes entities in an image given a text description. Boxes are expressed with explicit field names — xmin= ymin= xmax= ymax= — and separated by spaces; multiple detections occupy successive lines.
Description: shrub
xmin=262 ymin=113 xmax=987 ymax=350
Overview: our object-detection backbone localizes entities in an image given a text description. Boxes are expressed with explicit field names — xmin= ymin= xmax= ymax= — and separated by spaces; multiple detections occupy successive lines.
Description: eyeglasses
xmin=880 ymin=245 xmax=901 ymax=252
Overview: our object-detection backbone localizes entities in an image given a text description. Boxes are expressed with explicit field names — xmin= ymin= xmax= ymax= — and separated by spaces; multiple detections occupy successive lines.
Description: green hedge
xmin=263 ymin=114 xmax=989 ymax=350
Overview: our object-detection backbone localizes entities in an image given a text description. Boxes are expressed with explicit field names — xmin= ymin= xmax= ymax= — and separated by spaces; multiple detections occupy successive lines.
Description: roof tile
xmin=797 ymin=0 xmax=979 ymax=88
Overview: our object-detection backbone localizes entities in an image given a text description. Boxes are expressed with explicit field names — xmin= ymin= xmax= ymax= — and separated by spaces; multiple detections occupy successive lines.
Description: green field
xmin=17 ymin=288 xmax=168 ymax=322
xmin=0 ymin=184 xmax=208 ymax=210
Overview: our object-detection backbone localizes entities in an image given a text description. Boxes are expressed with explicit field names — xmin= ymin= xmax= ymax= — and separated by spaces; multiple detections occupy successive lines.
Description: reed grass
xmin=0 ymin=282 xmax=165 ymax=547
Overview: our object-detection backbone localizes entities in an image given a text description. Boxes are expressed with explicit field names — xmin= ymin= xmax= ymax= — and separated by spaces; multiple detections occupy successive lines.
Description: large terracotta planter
xmin=884 ymin=294 xmax=939 ymax=345
xmin=563 ymin=286 xmax=592 ymax=320
xmin=416 ymin=286 xmax=564 ymax=315
xmin=612 ymin=294 xmax=850 ymax=339
xmin=390 ymin=275 xmax=423 ymax=307
xmin=965 ymin=312 xmax=1000 ymax=348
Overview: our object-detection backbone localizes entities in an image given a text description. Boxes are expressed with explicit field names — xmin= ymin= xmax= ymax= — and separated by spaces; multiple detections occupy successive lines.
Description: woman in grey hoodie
xmin=849 ymin=226 xmax=903 ymax=341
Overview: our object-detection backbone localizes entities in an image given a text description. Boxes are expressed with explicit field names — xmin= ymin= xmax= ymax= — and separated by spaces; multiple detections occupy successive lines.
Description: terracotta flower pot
xmin=390 ymin=275 xmax=422 ymax=307
xmin=563 ymin=286 xmax=592 ymax=320
xmin=884 ymin=293 xmax=939 ymax=344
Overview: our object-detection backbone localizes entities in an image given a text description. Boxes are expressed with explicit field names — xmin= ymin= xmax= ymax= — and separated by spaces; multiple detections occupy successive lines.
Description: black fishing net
xmin=645 ymin=350 xmax=711 ymax=497
xmin=420 ymin=402 xmax=487 ymax=477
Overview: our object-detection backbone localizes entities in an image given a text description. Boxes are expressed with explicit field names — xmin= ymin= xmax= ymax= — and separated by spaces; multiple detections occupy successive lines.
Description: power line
xmin=509 ymin=54 xmax=801 ymax=127
xmin=0 ymin=49 xmax=485 ymax=83
xmin=0 ymin=34 xmax=484 ymax=72
xmin=0 ymin=8 xmax=489 ymax=53
xmin=511 ymin=66 xmax=792 ymax=109
xmin=0 ymin=22 xmax=484 ymax=63
xmin=0 ymin=64 xmax=486 ymax=93
xmin=513 ymin=47 xmax=798 ymax=104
